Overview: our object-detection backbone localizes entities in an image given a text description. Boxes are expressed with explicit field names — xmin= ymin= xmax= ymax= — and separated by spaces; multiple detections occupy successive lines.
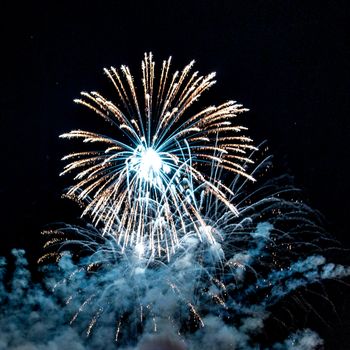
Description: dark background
xmin=0 ymin=0 xmax=349 ymax=348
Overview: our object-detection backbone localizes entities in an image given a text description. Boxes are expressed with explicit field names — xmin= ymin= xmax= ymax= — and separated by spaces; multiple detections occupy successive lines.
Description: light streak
xmin=60 ymin=53 xmax=256 ymax=260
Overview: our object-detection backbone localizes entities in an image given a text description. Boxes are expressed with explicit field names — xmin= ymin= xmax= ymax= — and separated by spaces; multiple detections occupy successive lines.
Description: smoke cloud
xmin=0 ymin=223 xmax=347 ymax=350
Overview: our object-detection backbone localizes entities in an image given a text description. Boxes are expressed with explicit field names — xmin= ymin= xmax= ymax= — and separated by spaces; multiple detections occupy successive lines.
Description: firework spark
xmin=60 ymin=53 xmax=256 ymax=260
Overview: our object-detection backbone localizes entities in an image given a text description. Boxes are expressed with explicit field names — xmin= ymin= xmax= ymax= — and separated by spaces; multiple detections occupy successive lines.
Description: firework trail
xmin=60 ymin=52 xmax=256 ymax=260
xmin=0 ymin=54 xmax=348 ymax=350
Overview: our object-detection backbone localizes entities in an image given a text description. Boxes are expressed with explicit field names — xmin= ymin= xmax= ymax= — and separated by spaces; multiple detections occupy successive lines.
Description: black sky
xmin=1 ymin=0 xmax=349 ymax=347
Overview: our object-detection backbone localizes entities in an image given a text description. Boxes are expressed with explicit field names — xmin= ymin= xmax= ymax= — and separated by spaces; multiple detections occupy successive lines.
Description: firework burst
xmin=60 ymin=53 xmax=256 ymax=260
xmin=0 ymin=54 xmax=348 ymax=350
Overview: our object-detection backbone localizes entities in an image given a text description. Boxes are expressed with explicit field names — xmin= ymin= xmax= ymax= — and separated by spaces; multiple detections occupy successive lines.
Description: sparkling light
xmin=130 ymin=146 xmax=164 ymax=183
xmin=60 ymin=53 xmax=257 ymax=259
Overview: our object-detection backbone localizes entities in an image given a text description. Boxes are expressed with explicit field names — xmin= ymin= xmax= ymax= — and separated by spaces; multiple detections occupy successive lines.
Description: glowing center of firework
xmin=139 ymin=147 xmax=162 ymax=181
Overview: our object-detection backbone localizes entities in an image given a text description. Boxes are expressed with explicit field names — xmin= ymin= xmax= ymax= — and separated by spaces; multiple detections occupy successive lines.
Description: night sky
xmin=1 ymin=1 xmax=349 ymax=348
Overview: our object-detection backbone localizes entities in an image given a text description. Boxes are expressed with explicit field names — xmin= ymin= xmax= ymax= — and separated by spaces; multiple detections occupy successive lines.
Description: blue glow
xmin=139 ymin=147 xmax=162 ymax=181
